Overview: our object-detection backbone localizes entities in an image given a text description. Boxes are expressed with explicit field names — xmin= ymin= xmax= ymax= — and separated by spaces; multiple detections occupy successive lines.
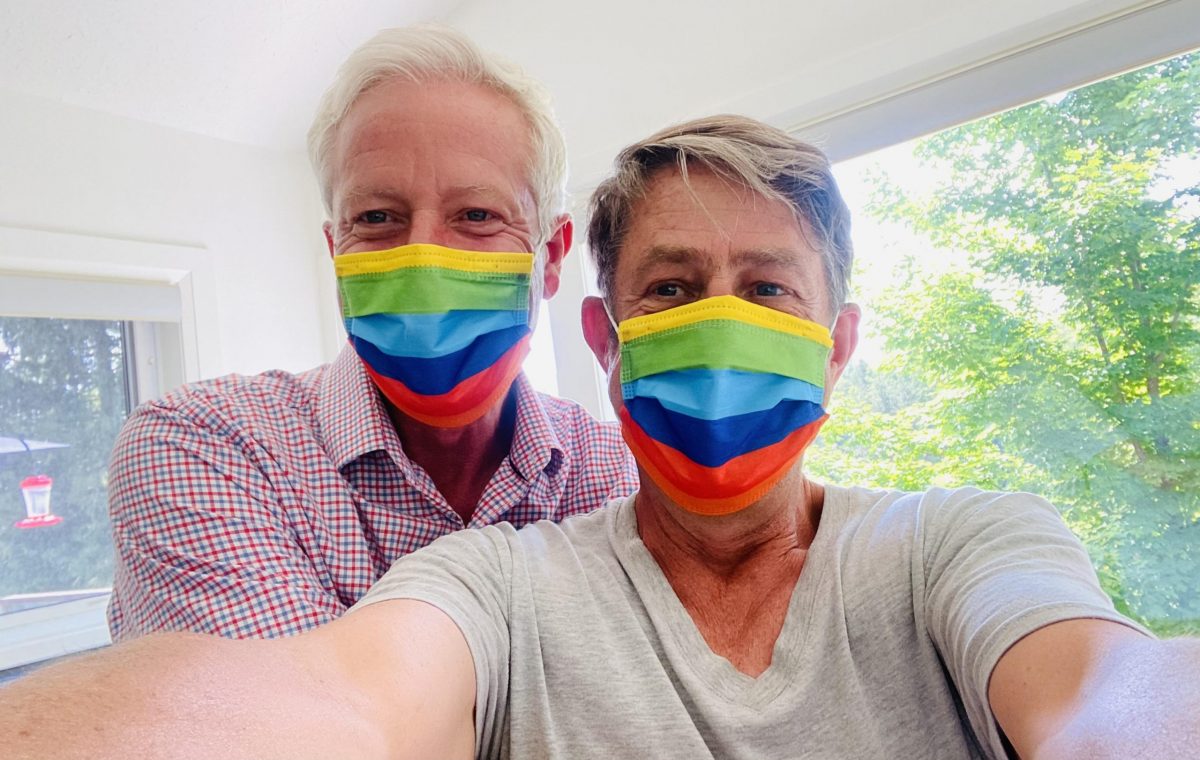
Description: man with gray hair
xmin=5 ymin=114 xmax=1198 ymax=759
xmin=104 ymin=25 xmax=636 ymax=641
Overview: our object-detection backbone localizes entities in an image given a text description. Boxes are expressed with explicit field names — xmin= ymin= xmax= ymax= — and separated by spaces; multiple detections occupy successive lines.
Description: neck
xmin=635 ymin=471 xmax=824 ymax=578
xmin=386 ymin=386 xmax=519 ymax=523
xmin=634 ymin=471 xmax=825 ymax=677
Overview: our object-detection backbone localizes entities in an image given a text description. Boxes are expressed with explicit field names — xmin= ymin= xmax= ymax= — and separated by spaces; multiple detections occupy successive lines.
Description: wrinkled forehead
xmin=617 ymin=169 xmax=821 ymax=273
xmin=330 ymin=77 xmax=538 ymax=205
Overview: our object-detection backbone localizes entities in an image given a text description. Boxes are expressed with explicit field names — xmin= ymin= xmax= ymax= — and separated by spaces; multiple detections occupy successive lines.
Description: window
xmin=807 ymin=49 xmax=1200 ymax=636
xmin=0 ymin=227 xmax=211 ymax=679
xmin=0 ymin=318 xmax=133 ymax=684
xmin=0 ymin=315 xmax=179 ymax=681
xmin=0 ymin=317 xmax=133 ymax=600
xmin=526 ymin=300 xmax=560 ymax=396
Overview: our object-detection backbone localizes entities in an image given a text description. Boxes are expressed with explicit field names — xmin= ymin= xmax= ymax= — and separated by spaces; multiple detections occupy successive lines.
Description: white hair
xmin=307 ymin=24 xmax=568 ymax=247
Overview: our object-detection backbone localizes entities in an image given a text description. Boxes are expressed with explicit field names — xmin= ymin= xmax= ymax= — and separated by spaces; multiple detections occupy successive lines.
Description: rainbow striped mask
xmin=616 ymin=295 xmax=831 ymax=516
xmin=335 ymin=243 xmax=534 ymax=428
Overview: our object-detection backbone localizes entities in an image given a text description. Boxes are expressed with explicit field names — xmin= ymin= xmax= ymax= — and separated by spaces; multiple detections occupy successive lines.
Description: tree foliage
xmin=0 ymin=317 xmax=129 ymax=598
xmin=809 ymin=52 xmax=1200 ymax=633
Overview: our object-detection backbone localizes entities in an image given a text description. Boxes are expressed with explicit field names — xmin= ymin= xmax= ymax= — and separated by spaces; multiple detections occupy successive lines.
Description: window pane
xmin=811 ymin=50 xmax=1200 ymax=636
xmin=526 ymin=300 xmax=560 ymax=397
xmin=0 ymin=317 xmax=131 ymax=614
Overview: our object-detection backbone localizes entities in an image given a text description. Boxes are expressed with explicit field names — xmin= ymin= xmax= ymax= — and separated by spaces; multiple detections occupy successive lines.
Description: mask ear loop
xmin=602 ymin=301 xmax=622 ymax=375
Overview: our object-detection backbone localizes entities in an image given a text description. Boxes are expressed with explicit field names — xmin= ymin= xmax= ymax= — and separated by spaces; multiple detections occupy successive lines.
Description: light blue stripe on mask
xmin=345 ymin=309 xmax=527 ymax=359
xmin=623 ymin=367 xmax=824 ymax=420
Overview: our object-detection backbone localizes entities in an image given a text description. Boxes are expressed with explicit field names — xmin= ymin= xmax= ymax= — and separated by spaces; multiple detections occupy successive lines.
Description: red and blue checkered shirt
xmin=107 ymin=345 xmax=638 ymax=640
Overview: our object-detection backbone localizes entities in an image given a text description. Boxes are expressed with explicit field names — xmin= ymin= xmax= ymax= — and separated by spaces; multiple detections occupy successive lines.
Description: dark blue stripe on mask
xmin=352 ymin=323 xmax=530 ymax=396
xmin=625 ymin=395 xmax=825 ymax=467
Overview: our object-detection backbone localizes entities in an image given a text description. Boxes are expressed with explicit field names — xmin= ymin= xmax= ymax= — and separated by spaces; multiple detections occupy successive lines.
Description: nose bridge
xmin=407 ymin=208 xmax=448 ymax=246
xmin=701 ymin=264 xmax=738 ymax=300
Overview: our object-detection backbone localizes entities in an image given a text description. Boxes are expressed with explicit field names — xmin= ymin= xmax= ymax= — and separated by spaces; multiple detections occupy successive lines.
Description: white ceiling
xmin=0 ymin=0 xmax=1184 ymax=189
xmin=0 ymin=0 xmax=460 ymax=148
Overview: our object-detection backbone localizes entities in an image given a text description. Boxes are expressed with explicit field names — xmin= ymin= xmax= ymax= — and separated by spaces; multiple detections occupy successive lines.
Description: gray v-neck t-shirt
xmin=354 ymin=485 xmax=1143 ymax=759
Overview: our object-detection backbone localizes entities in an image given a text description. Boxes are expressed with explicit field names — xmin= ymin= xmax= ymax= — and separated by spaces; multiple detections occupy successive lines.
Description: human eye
xmin=463 ymin=209 xmax=494 ymax=223
xmin=752 ymin=282 xmax=787 ymax=297
xmin=454 ymin=208 xmax=508 ymax=237
xmin=356 ymin=209 xmax=393 ymax=225
xmin=643 ymin=281 xmax=695 ymax=308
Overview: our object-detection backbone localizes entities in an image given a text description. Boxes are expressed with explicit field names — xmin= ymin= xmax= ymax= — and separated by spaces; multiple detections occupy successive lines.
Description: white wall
xmin=0 ymin=91 xmax=335 ymax=378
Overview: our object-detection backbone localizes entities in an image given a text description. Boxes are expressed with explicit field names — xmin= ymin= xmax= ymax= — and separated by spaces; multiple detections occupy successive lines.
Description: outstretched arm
xmin=990 ymin=618 xmax=1200 ymax=759
xmin=0 ymin=600 xmax=475 ymax=760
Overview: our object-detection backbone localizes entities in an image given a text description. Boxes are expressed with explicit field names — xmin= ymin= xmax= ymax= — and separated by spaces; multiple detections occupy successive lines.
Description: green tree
xmin=810 ymin=52 xmax=1200 ymax=632
xmin=0 ymin=317 xmax=130 ymax=598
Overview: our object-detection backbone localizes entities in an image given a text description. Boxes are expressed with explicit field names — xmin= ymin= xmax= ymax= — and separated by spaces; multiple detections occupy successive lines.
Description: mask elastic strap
xmin=603 ymin=302 xmax=619 ymax=335
xmin=601 ymin=301 xmax=622 ymax=373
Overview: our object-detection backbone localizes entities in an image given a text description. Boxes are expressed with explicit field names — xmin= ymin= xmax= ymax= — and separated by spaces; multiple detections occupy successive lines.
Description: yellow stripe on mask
xmin=618 ymin=295 xmax=833 ymax=347
xmin=334 ymin=244 xmax=535 ymax=278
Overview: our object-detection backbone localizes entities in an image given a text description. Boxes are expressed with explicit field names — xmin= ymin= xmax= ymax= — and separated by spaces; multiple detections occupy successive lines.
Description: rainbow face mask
xmin=616 ymin=295 xmax=831 ymax=516
xmin=335 ymin=243 xmax=534 ymax=428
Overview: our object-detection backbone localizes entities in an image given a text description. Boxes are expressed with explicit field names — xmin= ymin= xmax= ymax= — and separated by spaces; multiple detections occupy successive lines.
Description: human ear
xmin=540 ymin=215 xmax=574 ymax=299
xmin=323 ymin=221 xmax=336 ymax=258
xmin=823 ymin=303 xmax=861 ymax=405
xmin=581 ymin=295 xmax=618 ymax=370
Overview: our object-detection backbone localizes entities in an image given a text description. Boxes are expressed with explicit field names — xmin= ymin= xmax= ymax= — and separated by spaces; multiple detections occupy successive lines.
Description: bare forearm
xmin=0 ymin=632 xmax=387 ymax=759
xmin=1037 ymin=636 xmax=1200 ymax=760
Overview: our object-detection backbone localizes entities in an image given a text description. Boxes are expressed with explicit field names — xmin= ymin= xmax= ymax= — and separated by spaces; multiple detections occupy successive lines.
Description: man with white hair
xmin=6 ymin=114 xmax=1197 ymax=759
xmin=105 ymin=25 xmax=637 ymax=640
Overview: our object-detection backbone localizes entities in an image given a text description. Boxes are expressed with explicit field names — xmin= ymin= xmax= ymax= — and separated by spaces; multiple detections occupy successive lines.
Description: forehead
xmin=329 ymin=77 xmax=535 ymax=206
xmin=614 ymin=166 xmax=822 ymax=283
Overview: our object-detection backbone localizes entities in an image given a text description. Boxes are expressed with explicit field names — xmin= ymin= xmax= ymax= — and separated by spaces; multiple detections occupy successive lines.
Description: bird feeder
xmin=15 ymin=474 xmax=62 ymax=529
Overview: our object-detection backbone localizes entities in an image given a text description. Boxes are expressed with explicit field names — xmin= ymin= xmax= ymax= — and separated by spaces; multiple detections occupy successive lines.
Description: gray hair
xmin=587 ymin=114 xmax=853 ymax=312
xmin=307 ymin=25 xmax=568 ymax=245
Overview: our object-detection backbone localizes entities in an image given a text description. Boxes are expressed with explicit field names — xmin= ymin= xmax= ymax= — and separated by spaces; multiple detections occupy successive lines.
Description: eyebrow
xmin=633 ymin=245 xmax=810 ymax=278
xmin=443 ymin=184 xmax=512 ymax=202
xmin=338 ymin=184 xmax=527 ymax=215
xmin=632 ymin=245 xmax=716 ymax=279
xmin=729 ymin=248 xmax=811 ymax=271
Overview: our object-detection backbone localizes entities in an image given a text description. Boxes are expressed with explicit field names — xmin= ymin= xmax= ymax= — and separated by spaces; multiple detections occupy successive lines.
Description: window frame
xmin=0 ymin=225 xmax=216 ymax=672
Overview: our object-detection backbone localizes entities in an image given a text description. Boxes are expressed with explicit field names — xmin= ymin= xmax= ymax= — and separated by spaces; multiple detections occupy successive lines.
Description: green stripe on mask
xmin=621 ymin=319 xmax=829 ymax=387
xmin=340 ymin=268 xmax=530 ymax=317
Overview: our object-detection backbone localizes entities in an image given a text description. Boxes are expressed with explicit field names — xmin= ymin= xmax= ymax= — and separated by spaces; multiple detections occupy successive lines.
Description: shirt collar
xmin=507 ymin=372 xmax=567 ymax=481
xmin=317 ymin=344 xmax=398 ymax=470
xmin=318 ymin=344 xmax=566 ymax=479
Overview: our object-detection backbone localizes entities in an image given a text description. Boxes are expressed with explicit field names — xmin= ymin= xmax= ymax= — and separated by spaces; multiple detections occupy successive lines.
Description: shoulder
xmin=532 ymin=392 xmax=636 ymax=498
xmin=120 ymin=364 xmax=328 ymax=440
xmin=441 ymin=500 xmax=621 ymax=560
xmin=822 ymin=485 xmax=1075 ymax=584
xmin=407 ymin=499 xmax=623 ymax=578
xmin=534 ymin=391 xmax=626 ymax=454
xmin=830 ymin=484 xmax=1061 ymax=535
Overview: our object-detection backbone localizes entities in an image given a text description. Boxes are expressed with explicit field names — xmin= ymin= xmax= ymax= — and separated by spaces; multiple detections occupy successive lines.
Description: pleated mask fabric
xmin=335 ymin=244 xmax=534 ymax=427
xmin=617 ymin=295 xmax=831 ymax=515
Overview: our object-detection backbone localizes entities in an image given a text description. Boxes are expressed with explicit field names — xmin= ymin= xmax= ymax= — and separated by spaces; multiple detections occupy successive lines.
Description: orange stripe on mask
xmin=620 ymin=408 xmax=826 ymax=515
xmin=363 ymin=335 xmax=531 ymax=427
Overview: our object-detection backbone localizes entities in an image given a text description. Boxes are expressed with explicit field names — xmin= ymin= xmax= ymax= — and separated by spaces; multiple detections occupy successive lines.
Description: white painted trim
xmin=781 ymin=0 xmax=1200 ymax=161
xmin=0 ymin=224 xmax=220 ymax=381
xmin=547 ymin=249 xmax=611 ymax=419
xmin=0 ymin=594 xmax=112 ymax=672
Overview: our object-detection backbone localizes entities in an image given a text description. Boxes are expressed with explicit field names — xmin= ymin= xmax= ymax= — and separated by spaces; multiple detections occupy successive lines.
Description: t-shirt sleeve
xmin=919 ymin=488 xmax=1150 ymax=758
xmin=350 ymin=525 xmax=514 ymax=760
